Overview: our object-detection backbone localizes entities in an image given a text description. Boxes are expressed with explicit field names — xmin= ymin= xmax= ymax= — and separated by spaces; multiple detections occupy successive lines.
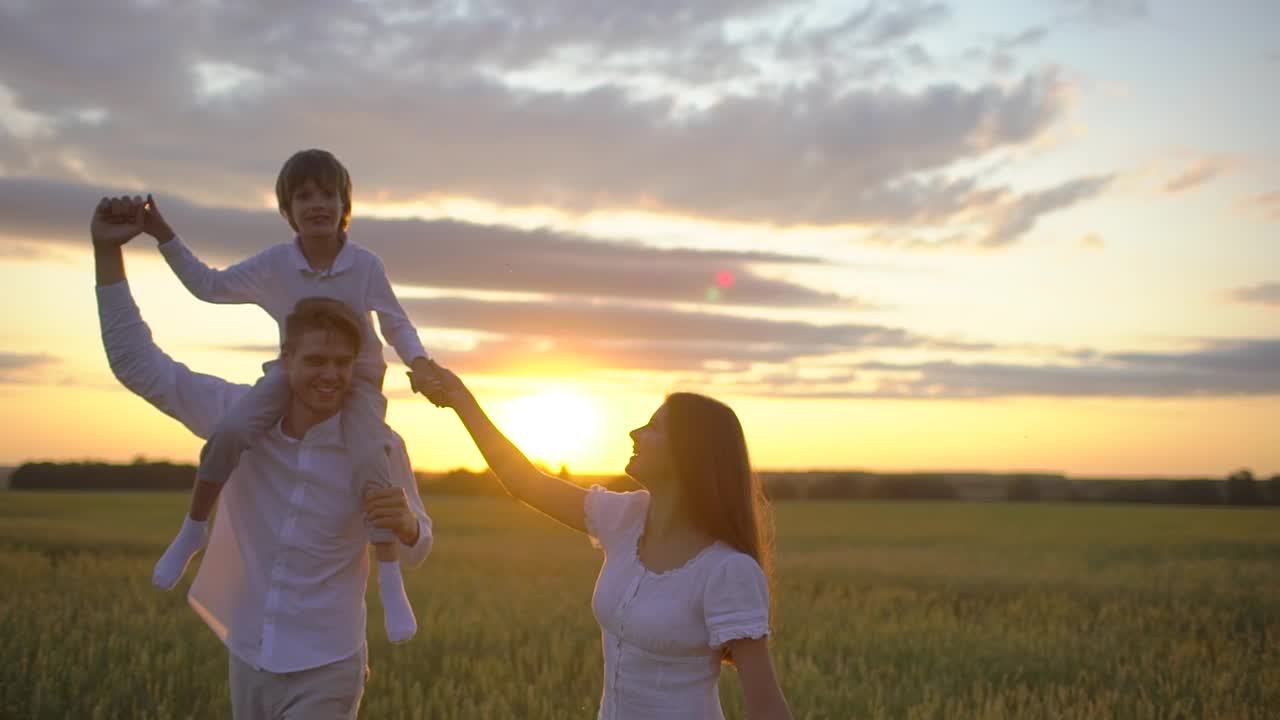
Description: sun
xmin=499 ymin=387 xmax=602 ymax=472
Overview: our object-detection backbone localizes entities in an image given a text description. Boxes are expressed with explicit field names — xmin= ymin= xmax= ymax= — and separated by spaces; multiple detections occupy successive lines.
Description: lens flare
xmin=715 ymin=270 xmax=735 ymax=288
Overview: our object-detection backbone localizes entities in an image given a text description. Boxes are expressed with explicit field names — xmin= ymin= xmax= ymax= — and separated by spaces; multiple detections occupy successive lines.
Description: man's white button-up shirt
xmin=97 ymin=280 xmax=433 ymax=672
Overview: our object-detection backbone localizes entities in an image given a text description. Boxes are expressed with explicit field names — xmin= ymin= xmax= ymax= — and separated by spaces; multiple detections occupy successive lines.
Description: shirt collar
xmin=289 ymin=233 xmax=356 ymax=277
xmin=272 ymin=411 xmax=345 ymax=448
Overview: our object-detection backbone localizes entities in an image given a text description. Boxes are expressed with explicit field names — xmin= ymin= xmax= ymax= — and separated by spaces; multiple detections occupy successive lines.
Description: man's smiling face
xmin=283 ymin=328 xmax=355 ymax=418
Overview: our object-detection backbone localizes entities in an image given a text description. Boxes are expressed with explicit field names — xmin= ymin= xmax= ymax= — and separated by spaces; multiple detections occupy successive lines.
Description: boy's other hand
xmin=143 ymin=194 xmax=176 ymax=244
xmin=407 ymin=370 xmax=448 ymax=408
xmin=363 ymin=486 xmax=419 ymax=546
xmin=410 ymin=356 xmax=434 ymax=383
xmin=409 ymin=357 xmax=449 ymax=408
xmin=90 ymin=196 xmax=146 ymax=248
xmin=408 ymin=360 xmax=468 ymax=409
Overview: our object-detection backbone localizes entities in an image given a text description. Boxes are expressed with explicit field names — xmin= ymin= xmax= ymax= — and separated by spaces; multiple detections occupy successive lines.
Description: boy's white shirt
xmin=158 ymin=235 xmax=428 ymax=368
xmin=97 ymin=281 xmax=433 ymax=672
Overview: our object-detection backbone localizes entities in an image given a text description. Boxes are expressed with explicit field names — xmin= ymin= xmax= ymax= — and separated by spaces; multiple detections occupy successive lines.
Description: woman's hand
xmin=408 ymin=359 xmax=469 ymax=409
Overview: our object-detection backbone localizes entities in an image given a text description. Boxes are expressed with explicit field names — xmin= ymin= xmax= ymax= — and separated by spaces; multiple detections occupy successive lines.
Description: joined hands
xmin=407 ymin=359 xmax=466 ymax=410
xmin=90 ymin=194 xmax=174 ymax=247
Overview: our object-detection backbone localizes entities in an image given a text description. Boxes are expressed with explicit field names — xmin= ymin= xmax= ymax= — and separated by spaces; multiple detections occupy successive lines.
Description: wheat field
xmin=1 ymin=493 xmax=1277 ymax=719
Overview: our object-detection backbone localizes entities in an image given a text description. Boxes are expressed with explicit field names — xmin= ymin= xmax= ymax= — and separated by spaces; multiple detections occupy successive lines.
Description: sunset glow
xmin=0 ymin=2 xmax=1276 ymax=478
xmin=495 ymin=387 xmax=603 ymax=473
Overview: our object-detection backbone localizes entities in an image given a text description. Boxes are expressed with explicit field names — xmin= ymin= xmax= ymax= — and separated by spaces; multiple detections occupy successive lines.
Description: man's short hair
xmin=276 ymin=149 xmax=353 ymax=232
xmin=283 ymin=298 xmax=363 ymax=355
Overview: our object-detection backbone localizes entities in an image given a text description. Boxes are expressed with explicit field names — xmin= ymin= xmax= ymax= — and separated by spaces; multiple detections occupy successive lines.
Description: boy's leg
xmin=187 ymin=480 xmax=222 ymax=522
xmin=344 ymin=365 xmax=416 ymax=643
xmin=154 ymin=361 xmax=291 ymax=590
xmin=196 ymin=360 xmax=293 ymax=487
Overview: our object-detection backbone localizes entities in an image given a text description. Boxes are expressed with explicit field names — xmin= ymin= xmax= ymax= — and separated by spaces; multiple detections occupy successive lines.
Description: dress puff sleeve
xmin=703 ymin=552 xmax=771 ymax=648
xmin=584 ymin=485 xmax=649 ymax=551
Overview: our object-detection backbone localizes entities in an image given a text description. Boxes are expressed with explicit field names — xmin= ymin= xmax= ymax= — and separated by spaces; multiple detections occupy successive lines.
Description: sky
xmin=0 ymin=0 xmax=1276 ymax=478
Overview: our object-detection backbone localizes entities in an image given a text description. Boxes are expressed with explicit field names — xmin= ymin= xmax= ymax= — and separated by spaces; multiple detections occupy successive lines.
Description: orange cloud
xmin=1236 ymin=190 xmax=1280 ymax=221
xmin=1162 ymin=158 xmax=1229 ymax=194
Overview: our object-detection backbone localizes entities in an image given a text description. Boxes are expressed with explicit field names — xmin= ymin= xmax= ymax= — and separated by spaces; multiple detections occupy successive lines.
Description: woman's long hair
xmin=664 ymin=392 xmax=775 ymax=662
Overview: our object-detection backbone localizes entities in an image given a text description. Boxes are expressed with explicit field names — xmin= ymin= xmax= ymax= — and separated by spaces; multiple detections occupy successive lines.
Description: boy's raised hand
xmin=90 ymin=196 xmax=147 ymax=248
xmin=142 ymin=194 xmax=176 ymax=244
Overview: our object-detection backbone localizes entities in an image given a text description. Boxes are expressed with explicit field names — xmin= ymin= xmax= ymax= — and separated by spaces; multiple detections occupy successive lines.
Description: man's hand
xmin=142 ymin=194 xmax=176 ymax=244
xmin=90 ymin=196 xmax=147 ymax=248
xmin=364 ymin=486 xmax=420 ymax=546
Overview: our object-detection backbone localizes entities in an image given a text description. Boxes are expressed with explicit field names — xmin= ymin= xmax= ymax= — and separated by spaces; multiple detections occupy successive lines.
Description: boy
xmin=139 ymin=149 xmax=432 ymax=643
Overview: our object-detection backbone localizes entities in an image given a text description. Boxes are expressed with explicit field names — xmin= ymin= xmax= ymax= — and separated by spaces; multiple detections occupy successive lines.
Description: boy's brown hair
xmin=275 ymin=149 xmax=353 ymax=232
xmin=282 ymin=297 xmax=363 ymax=355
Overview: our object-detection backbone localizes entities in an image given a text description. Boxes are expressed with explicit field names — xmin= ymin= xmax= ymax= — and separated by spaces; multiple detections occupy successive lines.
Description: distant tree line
xmin=409 ymin=466 xmax=642 ymax=496
xmin=763 ymin=468 xmax=1280 ymax=506
xmin=1000 ymin=468 xmax=1279 ymax=507
xmin=10 ymin=460 xmax=198 ymax=491
xmin=763 ymin=471 xmax=959 ymax=501
xmin=6 ymin=461 xmax=642 ymax=496
xmin=9 ymin=461 xmax=1280 ymax=507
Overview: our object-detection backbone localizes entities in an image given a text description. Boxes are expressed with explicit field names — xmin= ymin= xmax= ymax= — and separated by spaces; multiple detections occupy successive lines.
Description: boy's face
xmin=288 ymin=178 xmax=344 ymax=240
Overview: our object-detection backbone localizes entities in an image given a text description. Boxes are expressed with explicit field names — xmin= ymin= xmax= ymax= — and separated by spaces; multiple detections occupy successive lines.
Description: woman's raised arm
xmin=411 ymin=362 xmax=588 ymax=533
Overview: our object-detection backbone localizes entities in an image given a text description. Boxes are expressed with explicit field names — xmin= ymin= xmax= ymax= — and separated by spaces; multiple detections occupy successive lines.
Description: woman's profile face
xmin=625 ymin=404 xmax=673 ymax=484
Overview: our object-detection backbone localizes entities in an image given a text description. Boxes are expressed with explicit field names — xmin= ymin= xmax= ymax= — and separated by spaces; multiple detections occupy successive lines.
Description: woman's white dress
xmin=585 ymin=485 xmax=770 ymax=720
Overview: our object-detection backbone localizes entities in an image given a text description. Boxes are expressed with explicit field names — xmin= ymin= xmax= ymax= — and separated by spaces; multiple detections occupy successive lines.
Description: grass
xmin=2 ymin=493 xmax=1277 ymax=718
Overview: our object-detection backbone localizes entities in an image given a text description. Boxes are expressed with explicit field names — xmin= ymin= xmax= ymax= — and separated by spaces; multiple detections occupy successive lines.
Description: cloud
xmin=229 ymin=336 xmax=798 ymax=376
xmin=1225 ymin=283 xmax=1280 ymax=308
xmin=210 ymin=295 xmax=1280 ymax=400
xmin=221 ymin=291 xmax=981 ymax=373
xmin=0 ymin=1 xmax=1078 ymax=230
xmin=1003 ymin=26 xmax=1051 ymax=50
xmin=865 ymin=174 xmax=1114 ymax=250
xmin=0 ymin=352 xmax=54 ymax=370
xmin=0 ymin=241 xmax=57 ymax=259
xmin=0 ymin=176 xmax=852 ymax=308
xmin=207 ymin=279 xmax=1001 ymax=380
xmin=776 ymin=2 xmax=948 ymax=65
xmin=1237 ymin=190 xmax=1280 ymax=221
xmin=208 ymin=300 xmax=1279 ymax=399
xmin=982 ymin=175 xmax=1113 ymax=247
xmin=1163 ymin=158 xmax=1228 ymax=194
xmin=704 ymin=338 xmax=1280 ymax=399
xmin=433 ymin=337 xmax=821 ymax=375
xmin=399 ymin=295 xmax=963 ymax=348
xmin=0 ymin=352 xmax=57 ymax=383
xmin=1055 ymin=0 xmax=1150 ymax=24
xmin=864 ymin=2 xmax=951 ymax=45
xmin=977 ymin=25 xmax=1051 ymax=74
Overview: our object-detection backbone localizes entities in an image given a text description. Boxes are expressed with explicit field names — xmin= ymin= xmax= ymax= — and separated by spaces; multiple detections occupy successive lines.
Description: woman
xmin=413 ymin=362 xmax=793 ymax=720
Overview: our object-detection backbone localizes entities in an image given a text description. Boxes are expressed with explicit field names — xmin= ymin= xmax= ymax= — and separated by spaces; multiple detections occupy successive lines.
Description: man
xmin=91 ymin=196 xmax=433 ymax=719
